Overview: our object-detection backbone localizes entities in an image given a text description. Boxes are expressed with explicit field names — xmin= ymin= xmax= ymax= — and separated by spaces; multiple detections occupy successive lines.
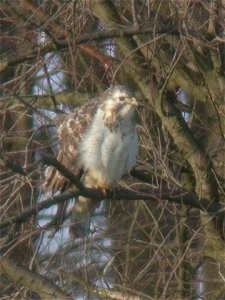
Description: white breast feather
xmin=79 ymin=108 xmax=138 ymax=187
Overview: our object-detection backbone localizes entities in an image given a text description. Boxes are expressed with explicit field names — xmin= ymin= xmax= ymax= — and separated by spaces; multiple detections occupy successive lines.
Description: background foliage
xmin=0 ymin=1 xmax=225 ymax=299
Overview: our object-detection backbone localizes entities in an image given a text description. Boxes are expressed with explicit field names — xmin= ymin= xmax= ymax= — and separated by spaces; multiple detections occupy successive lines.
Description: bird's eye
xmin=119 ymin=96 xmax=125 ymax=101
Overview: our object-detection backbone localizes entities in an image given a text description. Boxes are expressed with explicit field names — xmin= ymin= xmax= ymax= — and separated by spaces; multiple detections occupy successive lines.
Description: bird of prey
xmin=44 ymin=85 xmax=138 ymax=238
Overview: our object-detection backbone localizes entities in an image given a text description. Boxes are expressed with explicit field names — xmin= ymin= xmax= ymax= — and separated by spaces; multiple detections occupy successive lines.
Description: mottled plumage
xmin=45 ymin=101 xmax=99 ymax=192
xmin=45 ymin=85 xmax=138 ymax=237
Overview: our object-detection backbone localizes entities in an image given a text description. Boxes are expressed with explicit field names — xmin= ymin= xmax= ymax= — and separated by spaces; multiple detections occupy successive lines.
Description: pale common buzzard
xmin=45 ymin=85 xmax=138 ymax=237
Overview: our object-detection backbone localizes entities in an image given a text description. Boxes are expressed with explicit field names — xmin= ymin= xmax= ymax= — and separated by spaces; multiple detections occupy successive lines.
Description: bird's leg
xmin=99 ymin=185 xmax=107 ymax=197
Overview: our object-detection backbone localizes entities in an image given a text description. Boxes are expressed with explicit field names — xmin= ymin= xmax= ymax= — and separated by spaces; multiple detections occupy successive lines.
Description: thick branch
xmin=1 ymin=22 xmax=219 ymax=73
xmin=0 ymin=256 xmax=69 ymax=300
xmin=0 ymin=90 xmax=89 ymax=109
xmin=0 ymin=26 xmax=160 ymax=72
xmin=60 ymin=269 xmax=140 ymax=300
xmin=157 ymin=91 xmax=219 ymax=201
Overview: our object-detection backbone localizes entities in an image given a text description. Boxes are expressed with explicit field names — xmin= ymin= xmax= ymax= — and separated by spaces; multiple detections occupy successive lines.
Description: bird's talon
xmin=101 ymin=188 xmax=107 ymax=197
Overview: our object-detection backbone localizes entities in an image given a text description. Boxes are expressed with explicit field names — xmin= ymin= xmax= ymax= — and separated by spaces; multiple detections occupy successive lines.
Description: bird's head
xmin=107 ymin=84 xmax=137 ymax=103
xmin=101 ymin=85 xmax=138 ymax=130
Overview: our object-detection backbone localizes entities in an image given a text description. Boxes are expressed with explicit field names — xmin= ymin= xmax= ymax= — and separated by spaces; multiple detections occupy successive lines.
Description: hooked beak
xmin=125 ymin=97 xmax=138 ymax=107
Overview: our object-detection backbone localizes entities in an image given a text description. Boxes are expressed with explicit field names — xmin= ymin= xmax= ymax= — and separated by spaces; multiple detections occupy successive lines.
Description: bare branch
xmin=60 ymin=268 xmax=142 ymax=300
xmin=0 ymin=152 xmax=27 ymax=176
xmin=1 ymin=22 xmax=216 ymax=73
xmin=0 ymin=256 xmax=70 ymax=300
xmin=0 ymin=90 xmax=90 ymax=109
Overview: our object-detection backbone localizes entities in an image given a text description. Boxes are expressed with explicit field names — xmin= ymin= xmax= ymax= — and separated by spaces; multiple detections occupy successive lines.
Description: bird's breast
xmin=79 ymin=121 xmax=138 ymax=187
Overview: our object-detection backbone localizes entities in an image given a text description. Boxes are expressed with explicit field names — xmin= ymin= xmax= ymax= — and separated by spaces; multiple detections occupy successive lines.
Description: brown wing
xmin=44 ymin=100 xmax=99 ymax=193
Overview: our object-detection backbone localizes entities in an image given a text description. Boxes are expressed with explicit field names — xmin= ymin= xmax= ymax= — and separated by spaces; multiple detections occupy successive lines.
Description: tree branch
xmin=0 ymin=152 xmax=224 ymax=230
xmin=0 ymin=151 xmax=27 ymax=176
xmin=0 ymin=179 xmax=224 ymax=231
xmin=1 ymin=22 xmax=217 ymax=73
xmin=59 ymin=269 xmax=140 ymax=300
xmin=89 ymin=0 xmax=225 ymax=263
xmin=0 ymin=256 xmax=70 ymax=300
xmin=0 ymin=90 xmax=90 ymax=110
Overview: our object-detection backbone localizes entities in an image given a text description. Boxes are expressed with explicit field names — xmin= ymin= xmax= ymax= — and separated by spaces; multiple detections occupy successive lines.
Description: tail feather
xmin=44 ymin=151 xmax=81 ymax=192
xmin=44 ymin=154 xmax=101 ymax=239
xmin=69 ymin=171 xmax=102 ymax=239
xmin=69 ymin=196 xmax=99 ymax=239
